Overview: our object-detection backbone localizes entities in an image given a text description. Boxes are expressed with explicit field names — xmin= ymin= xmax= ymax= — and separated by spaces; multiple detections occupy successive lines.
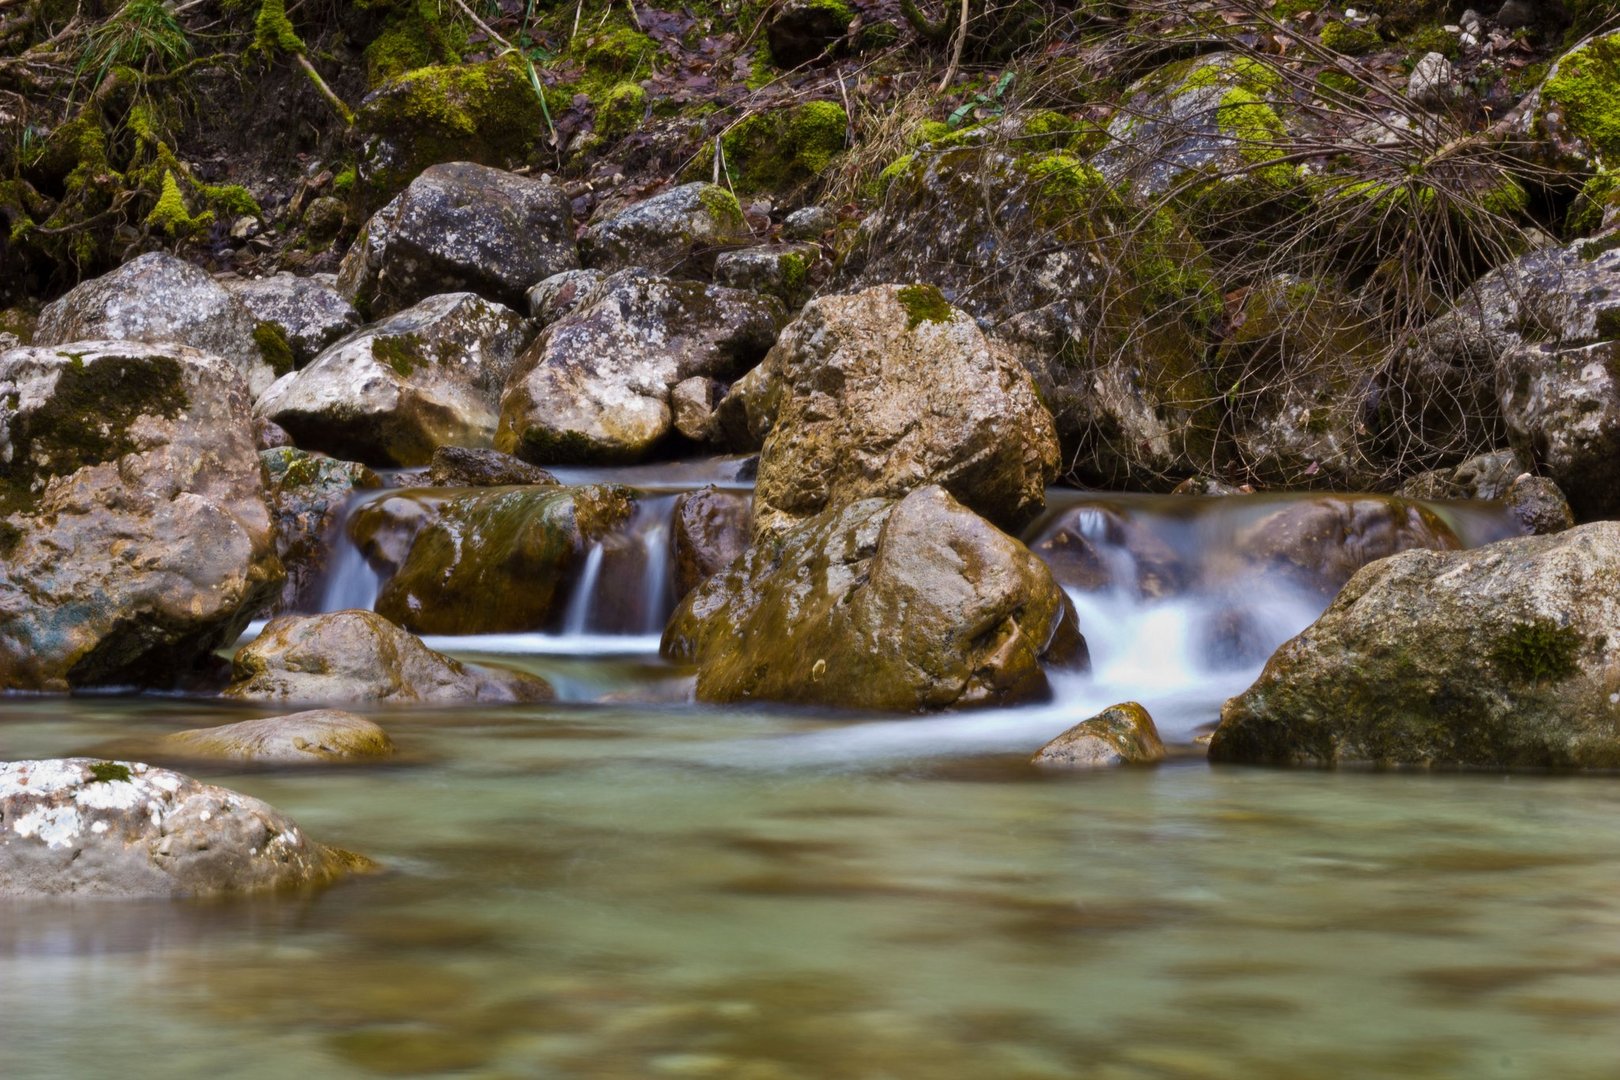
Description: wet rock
xmin=0 ymin=759 xmax=365 ymax=897
xmin=782 ymin=205 xmax=836 ymax=240
xmin=225 ymin=272 xmax=363 ymax=369
xmin=671 ymin=376 xmax=725 ymax=441
xmin=348 ymin=488 xmax=459 ymax=577
xmin=1228 ymin=495 xmax=1462 ymax=598
xmin=713 ymin=243 xmax=821 ymax=308
xmin=663 ymin=486 xmax=1087 ymax=711
xmin=753 ymin=284 xmax=1058 ymax=539
xmin=1505 ymin=474 xmax=1574 ymax=535
xmin=1032 ymin=703 xmax=1165 ymax=768
xmin=1398 ymin=449 xmax=1529 ymax=501
xmin=496 ymin=270 xmax=784 ymax=464
xmin=1210 ymin=522 xmax=1620 ymax=769
xmin=226 ymin=610 xmax=554 ymax=703
xmin=426 ymin=445 xmax=559 ymax=487
xmin=578 ymin=182 xmax=750 ymax=276
xmin=0 ymin=342 xmax=282 ymax=692
xmin=376 ymin=484 xmax=635 ymax=634
xmin=162 ymin=710 xmax=395 ymax=764
xmin=257 ymin=292 xmax=531 ymax=467
xmin=671 ymin=486 xmax=752 ymax=599
xmin=357 ymin=162 xmax=577 ymax=317
xmin=34 ymin=252 xmax=276 ymax=396
xmin=767 ymin=0 xmax=853 ymax=67
xmin=1028 ymin=503 xmax=1186 ymax=598
xmin=261 ymin=448 xmax=382 ymax=614
xmin=526 ymin=268 xmax=606 ymax=325
xmin=710 ymin=353 xmax=784 ymax=451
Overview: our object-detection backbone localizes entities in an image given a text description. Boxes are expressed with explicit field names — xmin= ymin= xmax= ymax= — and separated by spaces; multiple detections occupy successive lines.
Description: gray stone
xmin=226 ymin=272 xmax=363 ymax=368
xmin=782 ymin=205 xmax=836 ymax=240
xmin=713 ymin=243 xmax=820 ymax=308
xmin=260 ymin=448 xmax=382 ymax=614
xmin=426 ymin=445 xmax=559 ymax=487
xmin=526 ymin=268 xmax=607 ymax=325
xmin=578 ymin=182 xmax=750 ymax=275
xmin=1505 ymin=473 xmax=1574 ymax=535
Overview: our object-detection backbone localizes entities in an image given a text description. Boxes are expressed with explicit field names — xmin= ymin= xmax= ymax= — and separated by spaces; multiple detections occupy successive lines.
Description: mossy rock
xmin=713 ymin=100 xmax=848 ymax=194
xmin=596 ymin=81 xmax=647 ymax=140
xmin=1541 ymin=31 xmax=1620 ymax=170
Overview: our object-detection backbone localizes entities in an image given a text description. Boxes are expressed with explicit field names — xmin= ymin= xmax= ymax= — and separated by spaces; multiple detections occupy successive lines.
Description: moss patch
xmin=144 ymin=170 xmax=213 ymax=237
xmin=254 ymin=321 xmax=296 ymax=376
xmin=896 ymin=284 xmax=953 ymax=329
xmin=718 ymin=100 xmax=849 ymax=193
xmin=371 ymin=332 xmax=426 ymax=377
xmin=87 ymin=761 xmax=132 ymax=784
xmin=1544 ymin=32 xmax=1620 ymax=166
xmin=1491 ymin=619 xmax=1585 ymax=685
xmin=596 ymin=82 xmax=646 ymax=140
xmin=1319 ymin=20 xmax=1382 ymax=56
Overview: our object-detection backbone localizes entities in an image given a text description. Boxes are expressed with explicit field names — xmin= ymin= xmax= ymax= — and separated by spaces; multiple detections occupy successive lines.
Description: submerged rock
xmin=261 ymin=448 xmax=382 ymax=614
xmin=670 ymin=486 xmax=752 ymax=599
xmin=0 ymin=342 xmax=282 ymax=691
xmin=663 ymin=486 xmax=1086 ymax=711
xmin=578 ymin=182 xmax=750 ymax=275
xmin=162 ymin=711 xmax=395 ymax=764
xmin=1033 ymin=703 xmax=1166 ymax=768
xmin=34 ymin=252 xmax=277 ymax=396
xmin=225 ymin=272 xmax=363 ymax=369
xmin=226 ymin=611 xmax=554 ymax=704
xmin=257 ymin=292 xmax=531 ymax=467
xmin=753 ymin=284 xmax=1058 ymax=539
xmin=496 ymin=270 xmax=784 ymax=463
xmin=0 ymin=759 xmax=366 ymax=897
xmin=1211 ymin=523 xmax=1620 ymax=769
xmin=426 ymin=445 xmax=559 ymax=488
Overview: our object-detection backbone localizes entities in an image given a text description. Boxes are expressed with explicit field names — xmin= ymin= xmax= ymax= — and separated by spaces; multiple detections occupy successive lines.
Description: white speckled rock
xmin=162 ymin=711 xmax=395 ymax=764
xmin=0 ymin=759 xmax=368 ymax=897
xmin=578 ymin=183 xmax=750 ymax=275
xmin=225 ymin=272 xmax=363 ymax=368
xmin=34 ymin=252 xmax=276 ymax=396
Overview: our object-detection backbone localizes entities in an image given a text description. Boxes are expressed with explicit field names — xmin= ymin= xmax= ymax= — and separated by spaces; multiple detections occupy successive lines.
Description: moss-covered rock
xmin=712 ymin=242 xmax=822 ymax=308
xmin=714 ymin=101 xmax=848 ymax=194
xmin=1539 ymin=32 xmax=1620 ymax=171
xmin=766 ymin=0 xmax=855 ymax=68
xmin=1032 ymin=702 xmax=1166 ymax=768
xmin=261 ymin=448 xmax=382 ymax=614
xmin=579 ymin=182 xmax=750 ymax=276
xmin=596 ymin=81 xmax=647 ymax=140
xmin=226 ymin=273 xmax=363 ymax=369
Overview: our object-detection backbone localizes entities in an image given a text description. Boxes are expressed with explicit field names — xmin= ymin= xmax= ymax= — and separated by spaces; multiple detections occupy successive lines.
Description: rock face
xmin=1499 ymin=337 xmax=1620 ymax=520
xmin=260 ymin=448 xmax=382 ymax=613
xmin=753 ymin=285 xmax=1058 ymax=539
xmin=374 ymin=484 xmax=635 ymax=634
xmin=1211 ymin=523 xmax=1620 ymax=769
xmin=496 ymin=270 xmax=784 ymax=463
xmin=578 ymin=183 xmax=749 ymax=275
xmin=663 ymin=486 xmax=1087 ymax=711
xmin=226 ymin=272 xmax=363 ymax=369
xmin=162 ymin=711 xmax=395 ymax=764
xmin=1032 ymin=703 xmax=1166 ymax=768
xmin=0 ymin=343 xmax=282 ymax=691
xmin=34 ymin=252 xmax=277 ymax=396
xmin=426 ymin=445 xmax=558 ymax=487
xmin=226 ymin=611 xmax=554 ymax=703
xmin=356 ymin=162 xmax=577 ymax=316
xmin=0 ymin=759 xmax=364 ymax=897
xmin=670 ymin=486 xmax=752 ymax=599
xmin=257 ymin=292 xmax=531 ymax=467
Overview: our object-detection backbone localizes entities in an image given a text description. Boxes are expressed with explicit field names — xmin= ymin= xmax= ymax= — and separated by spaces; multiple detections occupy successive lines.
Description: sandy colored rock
xmin=163 ymin=711 xmax=395 ymax=764
xmin=671 ymin=486 xmax=752 ymax=599
xmin=1033 ymin=703 xmax=1166 ymax=768
xmin=426 ymin=445 xmax=559 ymax=487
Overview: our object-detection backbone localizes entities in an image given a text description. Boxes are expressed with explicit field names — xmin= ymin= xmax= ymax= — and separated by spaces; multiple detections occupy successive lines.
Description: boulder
xmin=225 ymin=272 xmax=363 ymax=368
xmin=671 ymin=376 xmax=725 ymax=441
xmin=709 ymin=353 xmax=784 ymax=451
xmin=374 ymin=484 xmax=635 ymax=635
xmin=670 ymin=486 xmax=752 ymax=599
xmin=347 ymin=488 xmax=460 ymax=577
xmin=335 ymin=192 xmax=398 ymax=315
xmin=260 ymin=448 xmax=382 ymax=614
xmin=0 ymin=342 xmax=282 ymax=691
xmin=0 ymin=759 xmax=365 ymax=897
xmin=1505 ymin=474 xmax=1574 ymax=535
xmin=1499 ymin=338 xmax=1620 ymax=519
xmin=34 ymin=252 xmax=277 ymax=396
xmin=426 ymin=445 xmax=559 ymax=488
xmin=713 ymin=243 xmax=821 ymax=308
xmin=753 ymin=285 xmax=1058 ymax=539
xmin=496 ymin=270 xmax=784 ymax=463
xmin=1028 ymin=503 xmax=1186 ymax=598
xmin=353 ymin=162 xmax=577 ymax=317
xmin=782 ymin=205 xmax=836 ymax=240
xmin=578 ymin=183 xmax=750 ymax=275
xmin=1529 ymin=31 xmax=1620 ymax=172
xmin=526 ymin=268 xmax=606 ymax=325
xmin=663 ymin=486 xmax=1087 ymax=711
xmin=1210 ymin=522 xmax=1620 ymax=769
xmin=256 ymin=292 xmax=531 ymax=467
xmin=1397 ymin=448 xmax=1528 ymax=501
xmin=161 ymin=711 xmax=395 ymax=764
xmin=1032 ymin=703 xmax=1166 ymax=768
xmin=225 ymin=611 xmax=554 ymax=703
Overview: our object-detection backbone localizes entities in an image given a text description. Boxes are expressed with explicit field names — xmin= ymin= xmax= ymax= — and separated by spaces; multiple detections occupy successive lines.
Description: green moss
xmin=718 ymin=100 xmax=849 ymax=193
xmin=1479 ymin=176 xmax=1529 ymax=217
xmin=371 ymin=332 xmax=425 ymax=377
xmin=252 ymin=0 xmax=303 ymax=55
xmin=87 ymin=761 xmax=132 ymax=784
xmin=333 ymin=167 xmax=357 ymax=194
xmin=1405 ymin=25 xmax=1461 ymax=61
xmin=1182 ymin=55 xmax=1283 ymax=95
xmin=580 ymin=27 xmax=655 ymax=75
xmin=254 ymin=321 xmax=295 ymax=376
xmin=597 ymin=81 xmax=646 ymax=140
xmin=1544 ymin=32 xmax=1620 ymax=166
xmin=362 ymin=0 xmax=469 ymax=87
xmin=1319 ymin=20 xmax=1383 ymax=56
xmin=199 ymin=183 xmax=261 ymax=218
xmin=144 ymin=170 xmax=213 ymax=236
xmin=896 ymin=284 xmax=953 ymax=329
xmin=747 ymin=43 xmax=776 ymax=89
xmin=697 ymin=184 xmax=745 ymax=229
xmin=1491 ymin=619 xmax=1584 ymax=684
xmin=874 ymin=153 xmax=916 ymax=193
xmin=1315 ymin=69 xmax=1364 ymax=98
xmin=779 ymin=250 xmax=811 ymax=296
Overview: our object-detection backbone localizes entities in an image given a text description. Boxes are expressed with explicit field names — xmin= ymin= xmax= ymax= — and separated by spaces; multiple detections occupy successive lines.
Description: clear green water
xmin=6 ymin=693 xmax=1620 ymax=1080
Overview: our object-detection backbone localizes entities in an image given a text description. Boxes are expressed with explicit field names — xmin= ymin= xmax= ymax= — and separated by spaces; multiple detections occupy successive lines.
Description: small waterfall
xmin=562 ymin=542 xmax=607 ymax=634
xmin=314 ymin=491 xmax=389 ymax=614
xmin=557 ymin=494 xmax=679 ymax=637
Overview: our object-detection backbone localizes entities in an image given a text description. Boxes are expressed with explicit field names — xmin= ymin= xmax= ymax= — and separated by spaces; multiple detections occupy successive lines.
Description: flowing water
xmin=4 ymin=467 xmax=1617 ymax=1079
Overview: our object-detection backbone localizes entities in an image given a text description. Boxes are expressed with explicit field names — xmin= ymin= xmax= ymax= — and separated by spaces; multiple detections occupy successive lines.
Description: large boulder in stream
xmin=496 ymin=270 xmax=784 ymax=464
xmin=1210 ymin=522 xmax=1620 ymax=770
xmin=0 ymin=759 xmax=367 ymax=898
xmin=225 ymin=611 xmax=554 ymax=704
xmin=0 ymin=342 xmax=282 ymax=692
xmin=1033 ymin=703 xmax=1166 ymax=769
xmin=256 ymin=292 xmax=531 ymax=467
xmin=261 ymin=448 xmax=381 ymax=614
xmin=671 ymin=486 xmax=752 ymax=600
xmin=753 ymin=285 xmax=1058 ymax=539
xmin=663 ymin=486 xmax=1087 ymax=711
xmin=374 ymin=484 xmax=636 ymax=635
xmin=35 ymin=252 xmax=279 ymax=396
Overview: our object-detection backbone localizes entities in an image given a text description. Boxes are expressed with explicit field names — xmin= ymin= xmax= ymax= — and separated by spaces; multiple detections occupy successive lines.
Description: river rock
xmin=0 ymin=759 xmax=364 ymax=897
xmin=671 ymin=376 xmax=725 ymax=441
xmin=1505 ymin=474 xmax=1574 ymax=535
xmin=671 ymin=486 xmax=752 ymax=599
xmin=709 ymin=352 xmax=784 ymax=451
xmin=663 ymin=486 xmax=1087 ymax=711
xmin=1397 ymin=448 xmax=1529 ymax=501
xmin=1028 ymin=503 xmax=1186 ymax=598
xmin=0 ymin=342 xmax=282 ymax=691
xmin=578 ymin=182 xmax=750 ymax=275
xmin=261 ymin=448 xmax=382 ymax=614
xmin=225 ymin=611 xmax=554 ymax=703
xmin=1227 ymin=495 xmax=1462 ymax=598
xmin=527 ymin=268 xmax=606 ymax=325
xmin=426 ymin=445 xmax=559 ymax=487
xmin=34 ymin=252 xmax=277 ymax=396
xmin=347 ymin=488 xmax=460 ymax=577
xmin=358 ymin=162 xmax=577 ymax=317
xmin=256 ymin=292 xmax=531 ymax=467
xmin=753 ymin=285 xmax=1058 ymax=539
xmin=1032 ymin=703 xmax=1166 ymax=768
xmin=226 ymin=272 xmax=363 ymax=369
xmin=496 ymin=270 xmax=784 ymax=463
xmin=376 ymin=484 xmax=635 ymax=634
xmin=782 ymin=205 xmax=835 ymax=240
xmin=162 ymin=711 xmax=395 ymax=764
xmin=1210 ymin=522 xmax=1620 ymax=769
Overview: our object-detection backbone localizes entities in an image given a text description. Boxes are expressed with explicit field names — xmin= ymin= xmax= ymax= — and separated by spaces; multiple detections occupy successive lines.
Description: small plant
xmin=76 ymin=0 xmax=191 ymax=97
xmin=1491 ymin=619 xmax=1585 ymax=685
xmin=87 ymin=761 xmax=133 ymax=784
